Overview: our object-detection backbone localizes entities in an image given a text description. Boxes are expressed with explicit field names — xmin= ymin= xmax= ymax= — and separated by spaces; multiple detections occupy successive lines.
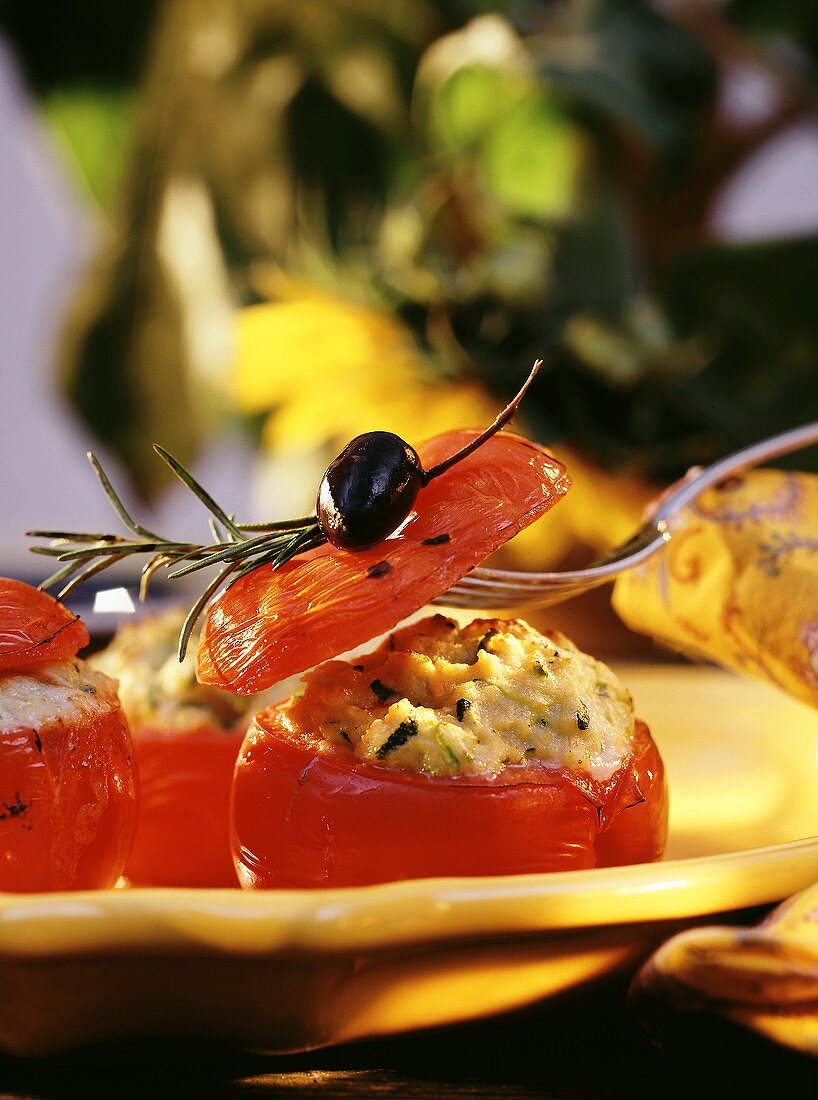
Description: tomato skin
xmin=231 ymin=709 xmax=667 ymax=889
xmin=0 ymin=706 xmax=137 ymax=893
xmin=0 ymin=579 xmax=88 ymax=672
xmin=198 ymin=431 xmax=570 ymax=694
xmin=124 ymin=726 xmax=242 ymax=888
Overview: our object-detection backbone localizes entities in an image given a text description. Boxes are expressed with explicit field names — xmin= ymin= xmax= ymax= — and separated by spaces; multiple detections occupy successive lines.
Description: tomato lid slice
xmin=0 ymin=578 xmax=89 ymax=671
xmin=197 ymin=430 xmax=570 ymax=694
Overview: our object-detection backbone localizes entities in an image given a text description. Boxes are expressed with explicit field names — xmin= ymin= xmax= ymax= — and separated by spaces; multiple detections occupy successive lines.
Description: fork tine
xmin=437 ymin=579 xmax=602 ymax=609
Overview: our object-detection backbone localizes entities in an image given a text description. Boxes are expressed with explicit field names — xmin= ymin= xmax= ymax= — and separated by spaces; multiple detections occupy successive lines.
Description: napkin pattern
xmin=631 ymin=883 xmax=818 ymax=1057
xmin=613 ymin=469 xmax=818 ymax=709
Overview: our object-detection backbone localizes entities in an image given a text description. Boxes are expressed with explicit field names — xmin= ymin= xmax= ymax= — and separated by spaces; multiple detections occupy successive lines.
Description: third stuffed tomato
xmin=0 ymin=579 xmax=136 ymax=892
xmin=232 ymin=615 xmax=667 ymax=888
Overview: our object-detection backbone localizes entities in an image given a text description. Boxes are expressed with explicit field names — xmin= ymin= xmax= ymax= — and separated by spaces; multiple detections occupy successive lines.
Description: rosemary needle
xmin=28 ymin=449 xmax=326 ymax=659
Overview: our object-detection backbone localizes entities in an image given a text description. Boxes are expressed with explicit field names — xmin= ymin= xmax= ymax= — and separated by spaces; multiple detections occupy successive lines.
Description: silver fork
xmin=436 ymin=421 xmax=818 ymax=611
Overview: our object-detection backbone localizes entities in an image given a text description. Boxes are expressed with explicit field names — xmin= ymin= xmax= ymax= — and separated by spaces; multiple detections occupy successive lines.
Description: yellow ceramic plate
xmin=2 ymin=665 xmax=818 ymax=1057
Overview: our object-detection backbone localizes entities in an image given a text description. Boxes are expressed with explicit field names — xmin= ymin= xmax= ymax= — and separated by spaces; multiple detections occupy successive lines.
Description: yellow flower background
xmin=234 ymin=291 xmax=497 ymax=452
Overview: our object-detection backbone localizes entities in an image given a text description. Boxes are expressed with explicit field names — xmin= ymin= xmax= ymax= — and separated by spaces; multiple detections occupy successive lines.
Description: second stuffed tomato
xmin=232 ymin=616 xmax=667 ymax=888
xmin=93 ymin=611 xmax=259 ymax=887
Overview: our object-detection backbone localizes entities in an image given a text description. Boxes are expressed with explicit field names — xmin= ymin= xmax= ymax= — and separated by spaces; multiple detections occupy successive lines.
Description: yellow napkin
xmin=631 ymin=882 xmax=818 ymax=1056
xmin=613 ymin=468 xmax=818 ymax=709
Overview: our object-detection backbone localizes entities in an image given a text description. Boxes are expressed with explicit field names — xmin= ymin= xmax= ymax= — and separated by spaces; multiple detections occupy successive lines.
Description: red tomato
xmin=198 ymin=431 xmax=570 ymax=694
xmin=231 ymin=709 xmax=667 ymax=888
xmin=0 ymin=578 xmax=88 ymax=672
xmin=0 ymin=705 xmax=136 ymax=893
xmin=125 ymin=725 xmax=243 ymax=888
xmin=0 ymin=579 xmax=136 ymax=892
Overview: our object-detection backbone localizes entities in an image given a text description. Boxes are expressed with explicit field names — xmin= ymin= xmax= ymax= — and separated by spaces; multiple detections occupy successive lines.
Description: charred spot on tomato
xmin=421 ymin=533 xmax=451 ymax=546
xmin=317 ymin=432 xmax=424 ymax=551
xmin=33 ymin=732 xmax=43 ymax=752
xmin=376 ymin=718 xmax=418 ymax=759
xmin=366 ymin=561 xmax=392 ymax=579
xmin=0 ymin=794 xmax=30 ymax=821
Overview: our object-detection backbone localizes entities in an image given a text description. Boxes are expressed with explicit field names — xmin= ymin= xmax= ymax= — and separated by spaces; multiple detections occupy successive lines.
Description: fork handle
xmin=652 ymin=421 xmax=818 ymax=526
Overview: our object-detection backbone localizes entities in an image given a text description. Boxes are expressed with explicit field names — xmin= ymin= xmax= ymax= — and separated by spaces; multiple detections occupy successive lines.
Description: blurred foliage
xmin=0 ymin=0 xmax=157 ymax=210
xmin=0 ymin=0 xmax=158 ymax=89
xmin=43 ymin=90 xmax=132 ymax=208
xmin=2 ymin=0 xmax=817 ymax=498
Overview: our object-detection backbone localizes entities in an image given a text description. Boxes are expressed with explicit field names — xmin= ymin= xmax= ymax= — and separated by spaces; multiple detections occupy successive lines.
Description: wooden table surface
xmin=1 ymin=966 xmax=817 ymax=1099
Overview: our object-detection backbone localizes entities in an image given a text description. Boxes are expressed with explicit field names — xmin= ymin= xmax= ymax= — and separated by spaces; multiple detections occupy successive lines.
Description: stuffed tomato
xmin=93 ymin=611 xmax=259 ymax=887
xmin=232 ymin=616 xmax=667 ymax=888
xmin=0 ymin=579 xmax=136 ymax=892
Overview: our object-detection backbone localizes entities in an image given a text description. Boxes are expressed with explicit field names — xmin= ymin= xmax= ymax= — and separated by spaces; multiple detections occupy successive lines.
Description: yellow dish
xmin=2 ymin=664 xmax=818 ymax=1057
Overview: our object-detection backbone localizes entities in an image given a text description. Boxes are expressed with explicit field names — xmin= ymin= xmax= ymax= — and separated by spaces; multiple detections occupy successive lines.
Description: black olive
xmin=316 ymin=360 xmax=542 ymax=552
xmin=317 ymin=431 xmax=425 ymax=550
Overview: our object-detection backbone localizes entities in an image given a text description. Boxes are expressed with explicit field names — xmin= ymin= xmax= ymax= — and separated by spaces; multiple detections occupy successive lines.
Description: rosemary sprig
xmin=28 ymin=450 xmax=325 ymax=659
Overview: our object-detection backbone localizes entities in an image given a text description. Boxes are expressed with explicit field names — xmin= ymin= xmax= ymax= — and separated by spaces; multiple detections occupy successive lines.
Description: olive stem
xmin=421 ymin=359 xmax=543 ymax=483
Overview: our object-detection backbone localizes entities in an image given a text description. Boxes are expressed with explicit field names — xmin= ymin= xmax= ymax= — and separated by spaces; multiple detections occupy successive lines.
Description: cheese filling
xmin=290 ymin=616 xmax=635 ymax=781
xmin=0 ymin=659 xmax=120 ymax=734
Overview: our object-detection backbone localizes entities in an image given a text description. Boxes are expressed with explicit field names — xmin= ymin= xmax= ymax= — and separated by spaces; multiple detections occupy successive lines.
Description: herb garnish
xmin=376 ymin=718 xmax=418 ymax=759
xmin=434 ymin=727 xmax=459 ymax=769
xmin=476 ymin=629 xmax=498 ymax=655
xmin=367 ymin=560 xmax=392 ymax=578
xmin=371 ymin=679 xmax=398 ymax=702
xmin=28 ymin=448 xmax=325 ymax=660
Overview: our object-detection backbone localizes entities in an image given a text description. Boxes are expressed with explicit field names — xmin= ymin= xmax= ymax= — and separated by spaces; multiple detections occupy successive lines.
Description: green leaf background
xmin=1 ymin=0 xmax=816 ymax=495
